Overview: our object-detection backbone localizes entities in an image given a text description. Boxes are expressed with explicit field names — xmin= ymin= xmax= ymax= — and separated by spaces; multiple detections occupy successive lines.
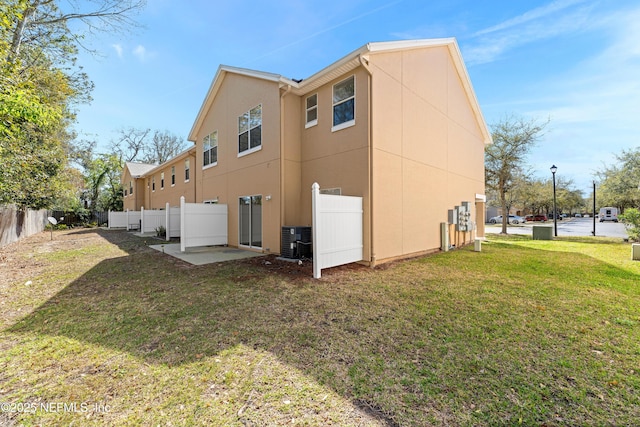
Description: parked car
xmin=489 ymin=215 xmax=527 ymax=224
xmin=548 ymin=213 xmax=563 ymax=220
xmin=525 ymin=214 xmax=547 ymax=222
xmin=574 ymin=213 xmax=582 ymax=217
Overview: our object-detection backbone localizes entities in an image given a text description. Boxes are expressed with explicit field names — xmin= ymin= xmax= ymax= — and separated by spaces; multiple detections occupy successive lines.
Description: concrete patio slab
xmin=149 ymin=244 xmax=265 ymax=266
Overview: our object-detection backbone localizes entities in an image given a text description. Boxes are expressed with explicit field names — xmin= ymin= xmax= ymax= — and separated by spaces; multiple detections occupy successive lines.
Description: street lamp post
xmin=592 ymin=180 xmax=596 ymax=236
xmin=551 ymin=165 xmax=558 ymax=237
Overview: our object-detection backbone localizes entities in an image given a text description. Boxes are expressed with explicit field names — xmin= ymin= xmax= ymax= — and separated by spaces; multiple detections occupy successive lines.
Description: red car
xmin=525 ymin=214 xmax=548 ymax=222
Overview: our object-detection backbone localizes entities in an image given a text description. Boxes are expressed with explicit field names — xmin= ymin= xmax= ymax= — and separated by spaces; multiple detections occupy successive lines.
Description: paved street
xmin=485 ymin=217 xmax=628 ymax=238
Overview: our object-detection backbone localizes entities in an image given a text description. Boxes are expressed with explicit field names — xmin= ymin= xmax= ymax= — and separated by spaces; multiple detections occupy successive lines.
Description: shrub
xmin=155 ymin=225 xmax=166 ymax=238
xmin=619 ymin=208 xmax=640 ymax=242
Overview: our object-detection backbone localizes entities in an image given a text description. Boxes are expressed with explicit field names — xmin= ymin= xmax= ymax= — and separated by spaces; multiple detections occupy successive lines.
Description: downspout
xmin=279 ymin=84 xmax=292 ymax=253
xmin=359 ymin=54 xmax=375 ymax=266
xmin=192 ymin=152 xmax=197 ymax=204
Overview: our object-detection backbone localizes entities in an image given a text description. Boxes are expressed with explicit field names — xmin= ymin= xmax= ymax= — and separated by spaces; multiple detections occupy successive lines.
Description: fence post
xmin=312 ymin=182 xmax=321 ymax=279
xmin=180 ymin=196 xmax=186 ymax=252
xmin=166 ymin=202 xmax=170 ymax=241
xmin=108 ymin=209 xmax=111 ymax=229
xmin=140 ymin=206 xmax=145 ymax=233
xmin=126 ymin=209 xmax=129 ymax=231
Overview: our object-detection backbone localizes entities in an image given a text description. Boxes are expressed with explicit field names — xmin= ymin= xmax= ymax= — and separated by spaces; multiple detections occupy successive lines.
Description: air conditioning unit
xmin=281 ymin=226 xmax=312 ymax=259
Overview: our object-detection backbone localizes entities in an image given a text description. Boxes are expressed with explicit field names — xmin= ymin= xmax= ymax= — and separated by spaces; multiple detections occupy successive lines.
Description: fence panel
xmin=312 ymin=183 xmax=363 ymax=278
xmin=167 ymin=207 xmax=181 ymax=239
xmin=108 ymin=211 xmax=128 ymax=228
xmin=180 ymin=197 xmax=228 ymax=252
xmin=141 ymin=208 xmax=166 ymax=234
xmin=0 ymin=205 xmax=48 ymax=248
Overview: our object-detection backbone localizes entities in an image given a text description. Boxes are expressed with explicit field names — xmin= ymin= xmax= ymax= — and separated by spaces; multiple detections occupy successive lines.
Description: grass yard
xmin=0 ymin=229 xmax=639 ymax=426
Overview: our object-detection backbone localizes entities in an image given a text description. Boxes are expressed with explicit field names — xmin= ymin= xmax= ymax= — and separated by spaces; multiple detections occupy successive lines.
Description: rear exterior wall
xmin=193 ymin=73 xmax=282 ymax=253
xmin=368 ymin=47 xmax=486 ymax=262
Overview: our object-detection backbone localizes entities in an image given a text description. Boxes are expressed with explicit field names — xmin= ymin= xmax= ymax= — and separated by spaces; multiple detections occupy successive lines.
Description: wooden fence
xmin=0 ymin=205 xmax=48 ymax=248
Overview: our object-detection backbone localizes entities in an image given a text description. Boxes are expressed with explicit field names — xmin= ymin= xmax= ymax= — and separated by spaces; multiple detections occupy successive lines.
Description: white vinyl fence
xmin=166 ymin=206 xmax=181 ymax=238
xmin=311 ymin=182 xmax=363 ymax=279
xmin=108 ymin=210 xmax=142 ymax=230
xmin=109 ymin=205 xmax=179 ymax=241
xmin=140 ymin=207 xmax=165 ymax=234
xmin=180 ymin=196 xmax=228 ymax=252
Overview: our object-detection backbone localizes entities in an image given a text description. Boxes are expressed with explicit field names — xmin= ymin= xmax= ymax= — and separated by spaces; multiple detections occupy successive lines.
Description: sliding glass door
xmin=239 ymin=195 xmax=262 ymax=248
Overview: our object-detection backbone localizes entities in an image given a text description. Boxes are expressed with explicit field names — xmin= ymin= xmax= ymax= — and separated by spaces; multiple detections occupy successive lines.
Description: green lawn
xmin=0 ymin=229 xmax=639 ymax=426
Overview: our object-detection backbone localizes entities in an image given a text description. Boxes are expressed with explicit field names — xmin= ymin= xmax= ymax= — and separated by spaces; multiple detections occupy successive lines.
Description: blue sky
xmin=72 ymin=0 xmax=640 ymax=193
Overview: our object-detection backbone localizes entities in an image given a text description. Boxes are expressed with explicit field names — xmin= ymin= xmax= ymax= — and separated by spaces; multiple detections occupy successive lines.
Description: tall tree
xmin=111 ymin=127 xmax=151 ymax=163
xmin=485 ymin=115 xmax=548 ymax=233
xmin=144 ymin=130 xmax=186 ymax=164
xmin=0 ymin=0 xmax=144 ymax=210
xmin=596 ymin=148 xmax=640 ymax=210
xmin=112 ymin=128 xmax=186 ymax=164
xmin=7 ymin=0 xmax=144 ymax=62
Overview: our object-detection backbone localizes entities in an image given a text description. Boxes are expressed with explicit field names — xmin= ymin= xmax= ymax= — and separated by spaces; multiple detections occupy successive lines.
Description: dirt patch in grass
xmin=243 ymin=253 xmax=369 ymax=280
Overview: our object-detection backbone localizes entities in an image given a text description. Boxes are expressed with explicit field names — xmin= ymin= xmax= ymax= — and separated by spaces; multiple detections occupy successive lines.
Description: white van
xmin=599 ymin=207 xmax=619 ymax=222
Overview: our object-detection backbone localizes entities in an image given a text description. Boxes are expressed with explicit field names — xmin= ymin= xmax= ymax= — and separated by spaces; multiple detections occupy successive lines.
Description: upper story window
xmin=203 ymin=131 xmax=218 ymax=167
xmin=238 ymin=104 xmax=262 ymax=156
xmin=129 ymin=181 xmax=133 ymax=195
xmin=152 ymin=176 xmax=156 ymax=192
xmin=171 ymin=166 xmax=175 ymax=186
xmin=332 ymin=75 xmax=355 ymax=131
xmin=185 ymin=159 xmax=190 ymax=181
xmin=305 ymin=94 xmax=318 ymax=128
xmin=160 ymin=172 xmax=165 ymax=189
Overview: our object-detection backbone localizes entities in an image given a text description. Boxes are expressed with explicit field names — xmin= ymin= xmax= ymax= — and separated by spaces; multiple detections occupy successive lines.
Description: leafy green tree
xmin=1 ymin=0 xmax=143 ymax=210
xmin=596 ymin=148 xmax=640 ymax=211
xmin=619 ymin=208 xmax=640 ymax=242
xmin=485 ymin=115 xmax=548 ymax=233
xmin=81 ymin=154 xmax=123 ymax=211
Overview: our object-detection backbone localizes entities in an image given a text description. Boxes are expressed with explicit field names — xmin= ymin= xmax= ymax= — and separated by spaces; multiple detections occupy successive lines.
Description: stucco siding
xmin=369 ymin=45 xmax=486 ymax=262
xmin=145 ymin=154 xmax=196 ymax=209
xmin=282 ymin=91 xmax=302 ymax=228
xmin=193 ymin=73 xmax=282 ymax=253
xmin=298 ymin=67 xmax=371 ymax=261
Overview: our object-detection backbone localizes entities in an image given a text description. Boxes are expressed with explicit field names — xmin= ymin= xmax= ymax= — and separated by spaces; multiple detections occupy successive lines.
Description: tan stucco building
xmin=122 ymin=146 xmax=197 ymax=211
xmin=122 ymin=38 xmax=491 ymax=265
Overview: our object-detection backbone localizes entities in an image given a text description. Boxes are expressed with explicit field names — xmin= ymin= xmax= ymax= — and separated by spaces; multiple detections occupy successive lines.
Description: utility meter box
xmin=456 ymin=203 xmax=471 ymax=232
xmin=532 ymin=226 xmax=553 ymax=240
xmin=448 ymin=208 xmax=458 ymax=225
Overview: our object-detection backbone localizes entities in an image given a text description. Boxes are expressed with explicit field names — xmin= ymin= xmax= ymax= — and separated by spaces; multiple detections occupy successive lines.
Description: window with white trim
xmin=332 ymin=75 xmax=355 ymax=131
xmin=305 ymin=94 xmax=318 ymax=128
xmin=238 ymin=104 xmax=262 ymax=156
xmin=203 ymin=131 xmax=218 ymax=167
xmin=129 ymin=180 xmax=133 ymax=195
xmin=185 ymin=159 xmax=190 ymax=181
xmin=171 ymin=166 xmax=175 ymax=186
xmin=160 ymin=172 xmax=164 ymax=189
xmin=152 ymin=176 xmax=155 ymax=192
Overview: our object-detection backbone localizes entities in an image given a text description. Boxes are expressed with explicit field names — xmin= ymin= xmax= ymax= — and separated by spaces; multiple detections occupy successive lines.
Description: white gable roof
xmin=125 ymin=162 xmax=156 ymax=178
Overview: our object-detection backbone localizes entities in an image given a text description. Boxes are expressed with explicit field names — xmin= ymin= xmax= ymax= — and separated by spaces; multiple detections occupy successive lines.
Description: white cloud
xmin=464 ymin=3 xmax=594 ymax=65
xmin=470 ymin=2 xmax=640 ymax=188
xmin=133 ymin=45 xmax=147 ymax=61
xmin=473 ymin=0 xmax=588 ymax=37
xmin=111 ymin=43 xmax=123 ymax=59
